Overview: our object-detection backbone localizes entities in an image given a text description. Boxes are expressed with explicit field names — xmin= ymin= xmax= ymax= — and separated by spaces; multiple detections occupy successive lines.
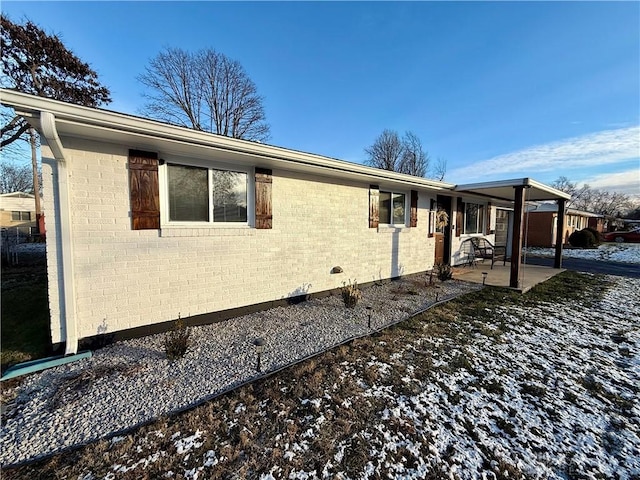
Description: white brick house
xmin=0 ymin=90 xmax=569 ymax=355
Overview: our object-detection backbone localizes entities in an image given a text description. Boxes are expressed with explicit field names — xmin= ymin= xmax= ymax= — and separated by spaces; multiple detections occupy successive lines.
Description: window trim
xmin=11 ymin=211 xmax=31 ymax=221
xmin=378 ymin=189 xmax=408 ymax=226
xmin=463 ymin=201 xmax=485 ymax=235
xmin=159 ymin=157 xmax=254 ymax=228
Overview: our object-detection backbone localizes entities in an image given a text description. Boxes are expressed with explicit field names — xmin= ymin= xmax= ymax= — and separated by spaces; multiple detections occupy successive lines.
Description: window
xmin=167 ymin=163 xmax=248 ymax=224
xmin=11 ymin=211 xmax=31 ymax=221
xmin=379 ymin=191 xmax=406 ymax=225
xmin=464 ymin=203 xmax=484 ymax=234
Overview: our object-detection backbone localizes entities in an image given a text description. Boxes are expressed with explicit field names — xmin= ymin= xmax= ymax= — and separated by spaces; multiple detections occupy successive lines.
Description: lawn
xmin=3 ymin=271 xmax=638 ymax=479
xmin=1 ymin=258 xmax=51 ymax=372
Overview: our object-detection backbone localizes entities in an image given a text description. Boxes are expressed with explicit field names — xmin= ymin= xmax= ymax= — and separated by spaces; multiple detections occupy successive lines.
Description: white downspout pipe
xmin=40 ymin=111 xmax=78 ymax=355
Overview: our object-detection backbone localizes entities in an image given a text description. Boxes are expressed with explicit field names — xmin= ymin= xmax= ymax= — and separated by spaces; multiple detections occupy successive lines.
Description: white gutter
xmin=40 ymin=111 xmax=78 ymax=355
xmin=0 ymin=89 xmax=454 ymax=192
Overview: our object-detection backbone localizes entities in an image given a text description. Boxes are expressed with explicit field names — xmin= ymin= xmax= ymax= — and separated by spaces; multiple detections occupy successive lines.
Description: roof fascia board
xmin=1 ymin=89 xmax=454 ymax=193
xmin=455 ymin=178 xmax=572 ymax=201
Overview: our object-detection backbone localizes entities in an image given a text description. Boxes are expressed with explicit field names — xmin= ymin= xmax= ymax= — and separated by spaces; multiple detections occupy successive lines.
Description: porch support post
xmin=554 ymin=198 xmax=566 ymax=268
xmin=510 ymin=186 xmax=526 ymax=289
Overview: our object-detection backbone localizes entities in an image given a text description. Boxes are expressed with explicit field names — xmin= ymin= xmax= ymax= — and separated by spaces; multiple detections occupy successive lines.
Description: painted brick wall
xmin=43 ymin=137 xmax=438 ymax=343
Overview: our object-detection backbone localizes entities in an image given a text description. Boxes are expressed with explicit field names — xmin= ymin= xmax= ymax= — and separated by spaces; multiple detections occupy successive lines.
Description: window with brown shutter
xmin=410 ymin=190 xmax=418 ymax=227
xmin=369 ymin=185 xmax=379 ymax=228
xmin=255 ymin=168 xmax=272 ymax=229
xmin=128 ymin=150 xmax=160 ymax=230
xmin=455 ymin=197 xmax=464 ymax=237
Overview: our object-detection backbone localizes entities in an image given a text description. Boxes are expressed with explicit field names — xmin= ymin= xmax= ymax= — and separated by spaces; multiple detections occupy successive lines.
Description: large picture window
xmin=464 ymin=203 xmax=484 ymax=234
xmin=167 ymin=163 xmax=248 ymax=224
xmin=379 ymin=191 xmax=406 ymax=225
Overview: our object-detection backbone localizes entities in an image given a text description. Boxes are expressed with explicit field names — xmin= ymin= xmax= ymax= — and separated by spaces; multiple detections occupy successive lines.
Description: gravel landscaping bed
xmin=0 ymin=277 xmax=479 ymax=466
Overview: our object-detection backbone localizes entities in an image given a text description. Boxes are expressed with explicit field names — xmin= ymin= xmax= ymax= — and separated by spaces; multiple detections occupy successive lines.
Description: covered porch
xmin=454 ymin=178 xmax=572 ymax=290
xmin=452 ymin=262 xmax=565 ymax=293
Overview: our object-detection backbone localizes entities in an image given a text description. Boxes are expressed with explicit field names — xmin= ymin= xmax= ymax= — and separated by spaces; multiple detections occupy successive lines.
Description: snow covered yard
xmin=3 ymin=273 xmax=639 ymax=480
xmin=525 ymin=243 xmax=640 ymax=264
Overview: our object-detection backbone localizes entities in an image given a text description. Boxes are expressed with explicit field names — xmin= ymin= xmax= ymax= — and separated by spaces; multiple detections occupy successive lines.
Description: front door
xmin=434 ymin=232 xmax=445 ymax=264
xmin=434 ymin=195 xmax=452 ymax=265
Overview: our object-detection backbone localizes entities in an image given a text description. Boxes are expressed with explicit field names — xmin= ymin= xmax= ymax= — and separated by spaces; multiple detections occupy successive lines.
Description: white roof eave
xmin=1 ymin=89 xmax=454 ymax=193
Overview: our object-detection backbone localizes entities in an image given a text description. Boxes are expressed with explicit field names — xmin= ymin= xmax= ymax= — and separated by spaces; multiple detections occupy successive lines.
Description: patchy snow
xmin=1 ymin=278 xmax=479 ymax=467
xmin=80 ymin=276 xmax=639 ymax=479
xmin=4 ymin=276 xmax=640 ymax=479
xmin=526 ymin=243 xmax=640 ymax=264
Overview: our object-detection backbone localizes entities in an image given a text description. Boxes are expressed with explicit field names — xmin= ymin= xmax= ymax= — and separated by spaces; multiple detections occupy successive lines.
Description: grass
xmin=2 ymin=270 xmax=622 ymax=479
xmin=1 ymin=261 xmax=51 ymax=372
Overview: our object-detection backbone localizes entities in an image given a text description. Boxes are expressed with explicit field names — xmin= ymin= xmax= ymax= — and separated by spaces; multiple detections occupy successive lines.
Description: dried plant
xmin=164 ymin=318 xmax=191 ymax=360
xmin=341 ymin=279 xmax=362 ymax=308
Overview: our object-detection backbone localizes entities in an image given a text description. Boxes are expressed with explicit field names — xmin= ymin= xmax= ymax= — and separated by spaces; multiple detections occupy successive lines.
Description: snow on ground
xmin=526 ymin=243 xmax=640 ymax=264
xmin=40 ymin=275 xmax=639 ymax=480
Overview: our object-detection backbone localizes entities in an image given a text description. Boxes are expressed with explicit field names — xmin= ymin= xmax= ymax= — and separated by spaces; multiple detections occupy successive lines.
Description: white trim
xmin=378 ymin=189 xmax=408 ymax=227
xmin=159 ymin=156 xmax=253 ymax=229
xmin=40 ymin=111 xmax=78 ymax=355
xmin=1 ymin=89 xmax=454 ymax=194
xmin=455 ymin=178 xmax=572 ymax=201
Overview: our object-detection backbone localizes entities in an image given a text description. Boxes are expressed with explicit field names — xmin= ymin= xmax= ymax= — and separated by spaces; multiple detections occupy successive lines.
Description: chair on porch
xmin=469 ymin=237 xmax=507 ymax=269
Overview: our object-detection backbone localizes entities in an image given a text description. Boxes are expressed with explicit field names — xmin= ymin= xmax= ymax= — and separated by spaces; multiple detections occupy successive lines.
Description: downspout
xmin=40 ymin=111 xmax=78 ymax=355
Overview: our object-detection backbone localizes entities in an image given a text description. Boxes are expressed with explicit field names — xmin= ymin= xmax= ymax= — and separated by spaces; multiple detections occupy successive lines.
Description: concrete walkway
xmin=453 ymin=262 xmax=565 ymax=293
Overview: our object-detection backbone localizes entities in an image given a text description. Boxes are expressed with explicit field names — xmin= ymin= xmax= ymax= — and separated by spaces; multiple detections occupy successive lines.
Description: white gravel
xmin=0 ymin=277 xmax=479 ymax=467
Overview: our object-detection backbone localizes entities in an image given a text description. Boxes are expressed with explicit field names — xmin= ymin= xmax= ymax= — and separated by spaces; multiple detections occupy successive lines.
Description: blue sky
xmin=2 ymin=1 xmax=639 ymax=196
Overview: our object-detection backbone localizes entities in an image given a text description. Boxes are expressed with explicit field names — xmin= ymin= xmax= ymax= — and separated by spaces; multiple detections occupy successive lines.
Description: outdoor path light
xmin=253 ymin=337 xmax=266 ymax=373
xmin=482 ymin=272 xmax=488 ymax=285
xmin=366 ymin=306 xmax=373 ymax=329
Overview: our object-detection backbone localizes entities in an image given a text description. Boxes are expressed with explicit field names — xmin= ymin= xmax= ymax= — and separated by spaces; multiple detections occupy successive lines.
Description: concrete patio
xmin=453 ymin=262 xmax=565 ymax=293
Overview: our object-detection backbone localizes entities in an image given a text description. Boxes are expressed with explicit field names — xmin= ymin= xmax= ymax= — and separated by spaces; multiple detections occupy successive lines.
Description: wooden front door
xmin=434 ymin=195 xmax=452 ymax=265
xmin=434 ymin=233 xmax=445 ymax=264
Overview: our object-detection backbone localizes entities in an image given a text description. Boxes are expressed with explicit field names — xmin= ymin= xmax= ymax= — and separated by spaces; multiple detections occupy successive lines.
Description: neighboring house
xmin=525 ymin=203 xmax=605 ymax=247
xmin=0 ymin=192 xmax=38 ymax=236
xmin=0 ymin=90 xmax=569 ymax=355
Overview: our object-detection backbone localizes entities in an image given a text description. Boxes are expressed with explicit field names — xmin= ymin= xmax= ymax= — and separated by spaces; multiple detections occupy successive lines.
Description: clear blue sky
xmin=3 ymin=1 xmax=639 ymax=196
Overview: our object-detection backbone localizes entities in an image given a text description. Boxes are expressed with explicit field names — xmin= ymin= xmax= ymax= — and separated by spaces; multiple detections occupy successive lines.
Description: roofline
xmin=454 ymin=178 xmax=572 ymax=200
xmin=0 ymin=191 xmax=35 ymax=197
xmin=0 ymin=89 xmax=455 ymax=192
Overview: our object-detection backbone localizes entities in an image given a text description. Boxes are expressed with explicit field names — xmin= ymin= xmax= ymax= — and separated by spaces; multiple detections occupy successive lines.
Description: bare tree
xmin=364 ymin=130 xmax=404 ymax=171
xmin=365 ymin=129 xmax=446 ymax=180
xmin=0 ymin=161 xmax=37 ymax=193
xmin=552 ymin=176 xmax=634 ymax=217
xmin=139 ymin=47 xmax=270 ymax=142
xmin=552 ymin=176 xmax=589 ymax=208
xmin=433 ymin=156 xmax=447 ymax=181
xmin=399 ymin=131 xmax=428 ymax=177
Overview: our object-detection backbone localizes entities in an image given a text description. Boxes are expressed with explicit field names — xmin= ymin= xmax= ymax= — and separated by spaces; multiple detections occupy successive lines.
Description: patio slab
xmin=453 ymin=262 xmax=565 ymax=293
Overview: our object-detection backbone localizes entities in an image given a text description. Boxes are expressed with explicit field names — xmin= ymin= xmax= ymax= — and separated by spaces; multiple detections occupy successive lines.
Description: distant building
xmin=525 ymin=203 xmax=605 ymax=247
xmin=0 ymin=192 xmax=39 ymax=235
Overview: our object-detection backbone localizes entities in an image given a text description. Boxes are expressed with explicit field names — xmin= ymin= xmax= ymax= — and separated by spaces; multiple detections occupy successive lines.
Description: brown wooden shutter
xmin=369 ymin=185 xmax=379 ymax=228
xmin=410 ymin=190 xmax=418 ymax=227
xmin=455 ymin=197 xmax=464 ymax=237
xmin=255 ymin=168 xmax=272 ymax=229
xmin=128 ymin=150 xmax=160 ymax=230
xmin=486 ymin=202 xmax=493 ymax=234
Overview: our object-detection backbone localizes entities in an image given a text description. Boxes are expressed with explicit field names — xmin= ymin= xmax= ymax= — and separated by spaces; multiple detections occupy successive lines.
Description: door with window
xmin=434 ymin=195 xmax=451 ymax=264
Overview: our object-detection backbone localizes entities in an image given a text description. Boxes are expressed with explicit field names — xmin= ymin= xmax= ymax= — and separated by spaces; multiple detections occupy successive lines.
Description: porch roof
xmin=454 ymin=178 xmax=571 ymax=203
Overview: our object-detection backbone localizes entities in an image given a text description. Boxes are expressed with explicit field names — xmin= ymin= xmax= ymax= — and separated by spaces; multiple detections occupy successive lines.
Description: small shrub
xmin=568 ymin=228 xmax=598 ymax=248
xmin=164 ymin=318 xmax=191 ymax=360
xmin=435 ymin=262 xmax=452 ymax=281
xmin=585 ymin=227 xmax=601 ymax=245
xmin=341 ymin=279 xmax=362 ymax=308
